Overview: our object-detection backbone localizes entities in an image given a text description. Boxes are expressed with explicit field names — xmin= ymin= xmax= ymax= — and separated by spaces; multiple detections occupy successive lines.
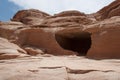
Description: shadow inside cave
xmin=55 ymin=31 xmax=91 ymax=56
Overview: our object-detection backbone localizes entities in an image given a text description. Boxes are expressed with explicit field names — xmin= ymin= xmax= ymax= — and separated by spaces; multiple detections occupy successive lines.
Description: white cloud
xmin=9 ymin=0 xmax=114 ymax=15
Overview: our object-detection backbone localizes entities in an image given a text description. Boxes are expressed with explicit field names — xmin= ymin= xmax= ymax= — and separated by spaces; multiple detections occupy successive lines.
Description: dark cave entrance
xmin=55 ymin=32 xmax=91 ymax=56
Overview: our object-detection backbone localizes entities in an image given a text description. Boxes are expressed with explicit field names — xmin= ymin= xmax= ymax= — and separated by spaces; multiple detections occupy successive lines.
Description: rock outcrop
xmin=40 ymin=16 xmax=94 ymax=27
xmin=0 ymin=1 xmax=120 ymax=79
xmin=0 ymin=0 xmax=120 ymax=59
xmin=95 ymin=0 xmax=120 ymax=20
xmin=54 ymin=16 xmax=120 ymax=59
xmin=54 ymin=10 xmax=86 ymax=17
xmin=0 ymin=21 xmax=26 ymax=41
xmin=11 ymin=9 xmax=50 ymax=25
xmin=85 ymin=16 xmax=120 ymax=59
xmin=17 ymin=28 xmax=76 ymax=55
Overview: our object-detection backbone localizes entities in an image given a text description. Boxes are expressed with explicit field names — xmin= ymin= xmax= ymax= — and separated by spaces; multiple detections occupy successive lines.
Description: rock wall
xmin=85 ymin=17 xmax=120 ymax=59
xmin=87 ymin=29 xmax=120 ymax=59
xmin=17 ymin=28 xmax=76 ymax=55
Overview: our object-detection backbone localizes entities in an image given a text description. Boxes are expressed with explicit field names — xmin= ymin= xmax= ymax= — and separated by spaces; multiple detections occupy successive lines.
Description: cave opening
xmin=55 ymin=32 xmax=91 ymax=56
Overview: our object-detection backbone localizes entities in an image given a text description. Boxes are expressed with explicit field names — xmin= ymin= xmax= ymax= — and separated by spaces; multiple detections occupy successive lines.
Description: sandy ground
xmin=0 ymin=55 xmax=120 ymax=80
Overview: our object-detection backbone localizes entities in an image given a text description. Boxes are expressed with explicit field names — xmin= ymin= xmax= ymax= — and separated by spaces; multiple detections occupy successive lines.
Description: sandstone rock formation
xmin=54 ymin=10 xmax=86 ymax=17
xmin=85 ymin=16 xmax=120 ymax=59
xmin=17 ymin=28 xmax=76 ymax=55
xmin=95 ymin=0 xmax=120 ymax=20
xmin=12 ymin=9 xmax=50 ymax=25
xmin=0 ymin=0 xmax=120 ymax=60
xmin=0 ymin=37 xmax=27 ymax=59
xmin=55 ymin=27 xmax=91 ymax=56
xmin=54 ymin=16 xmax=120 ymax=59
xmin=40 ymin=16 xmax=94 ymax=27
xmin=0 ymin=21 xmax=27 ymax=40
xmin=0 ymin=56 xmax=120 ymax=80
xmin=24 ymin=46 xmax=45 ymax=56
xmin=0 ymin=0 xmax=120 ymax=80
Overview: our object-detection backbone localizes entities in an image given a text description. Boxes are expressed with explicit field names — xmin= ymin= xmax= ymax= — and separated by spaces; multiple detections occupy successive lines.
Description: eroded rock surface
xmin=84 ymin=16 xmax=120 ymax=59
xmin=0 ymin=37 xmax=27 ymax=60
xmin=40 ymin=16 xmax=94 ymax=27
xmin=12 ymin=9 xmax=50 ymax=25
xmin=0 ymin=56 xmax=120 ymax=80
xmin=0 ymin=21 xmax=27 ymax=41
xmin=0 ymin=0 xmax=120 ymax=80
xmin=17 ymin=28 xmax=76 ymax=55
xmin=95 ymin=0 xmax=120 ymax=20
xmin=24 ymin=46 xmax=45 ymax=56
xmin=54 ymin=10 xmax=86 ymax=17
xmin=0 ymin=0 xmax=120 ymax=59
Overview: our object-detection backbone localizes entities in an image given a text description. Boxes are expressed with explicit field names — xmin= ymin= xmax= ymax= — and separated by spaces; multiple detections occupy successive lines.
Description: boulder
xmin=0 ymin=37 xmax=27 ymax=60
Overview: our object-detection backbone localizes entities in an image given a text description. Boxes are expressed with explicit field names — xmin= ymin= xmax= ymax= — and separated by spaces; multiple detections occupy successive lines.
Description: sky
xmin=0 ymin=0 xmax=114 ymax=21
